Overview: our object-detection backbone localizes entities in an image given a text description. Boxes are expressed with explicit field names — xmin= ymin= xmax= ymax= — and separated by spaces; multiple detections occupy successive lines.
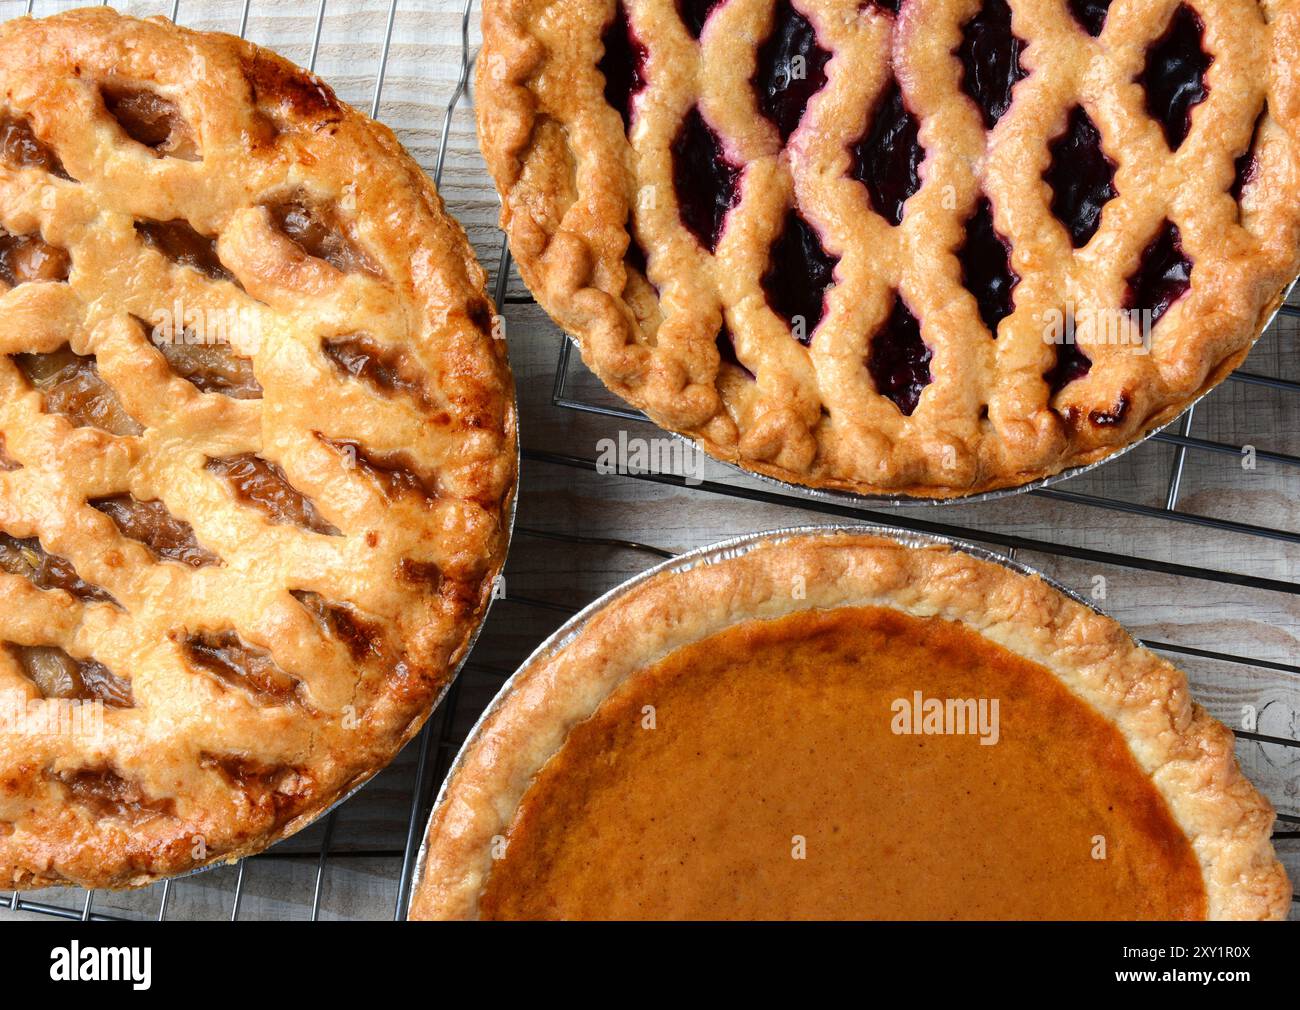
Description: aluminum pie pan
xmin=562 ymin=273 xmax=1299 ymax=507
xmin=407 ymin=520 xmax=1130 ymax=916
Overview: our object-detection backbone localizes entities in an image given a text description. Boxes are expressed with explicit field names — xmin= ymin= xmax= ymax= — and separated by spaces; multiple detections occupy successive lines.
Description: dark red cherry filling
xmin=1090 ymin=395 xmax=1130 ymax=427
xmin=1137 ymin=4 xmax=1211 ymax=151
xmin=752 ymin=0 xmax=831 ymax=143
xmin=1067 ymin=0 xmax=1112 ymax=36
xmin=715 ymin=324 xmax=754 ymax=378
xmin=1044 ymin=106 xmax=1116 ymax=248
xmin=956 ymin=0 xmax=1028 ymax=130
xmin=1043 ymin=330 xmax=1092 ymax=395
xmin=1124 ymin=220 xmax=1191 ymax=327
xmin=672 ymin=107 xmax=741 ymax=253
xmin=625 ymin=230 xmax=650 ymax=277
xmin=677 ymin=0 xmax=724 ymax=39
xmin=869 ymin=1 xmax=901 ymax=12
xmin=851 ymin=80 xmax=924 ymax=227
xmin=761 ymin=210 xmax=838 ymax=342
xmin=599 ymin=2 xmax=648 ymax=134
xmin=867 ymin=295 xmax=931 ymax=416
xmin=1231 ymin=110 xmax=1264 ymax=205
xmin=1232 ymin=153 xmax=1258 ymax=204
xmin=958 ymin=197 xmax=1018 ymax=337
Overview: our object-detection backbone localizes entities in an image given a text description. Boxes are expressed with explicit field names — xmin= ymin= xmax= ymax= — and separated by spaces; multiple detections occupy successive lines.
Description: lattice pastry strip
xmin=479 ymin=0 xmax=1300 ymax=496
xmin=0 ymin=10 xmax=515 ymax=889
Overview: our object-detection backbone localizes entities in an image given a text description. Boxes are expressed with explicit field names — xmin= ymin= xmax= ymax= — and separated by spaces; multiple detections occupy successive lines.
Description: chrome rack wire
xmin=4 ymin=0 xmax=1298 ymax=921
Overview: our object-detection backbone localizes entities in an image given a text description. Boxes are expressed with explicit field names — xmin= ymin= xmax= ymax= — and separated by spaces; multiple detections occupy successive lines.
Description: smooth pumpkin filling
xmin=479 ymin=606 xmax=1206 ymax=920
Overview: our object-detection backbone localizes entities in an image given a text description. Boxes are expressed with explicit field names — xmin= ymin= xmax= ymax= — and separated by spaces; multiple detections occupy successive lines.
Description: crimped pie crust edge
xmin=410 ymin=530 xmax=1289 ymax=921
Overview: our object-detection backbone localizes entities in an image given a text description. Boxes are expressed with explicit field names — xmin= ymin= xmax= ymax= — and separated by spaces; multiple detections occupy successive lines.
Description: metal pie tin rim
xmin=407 ymin=520 xmax=1128 ymax=915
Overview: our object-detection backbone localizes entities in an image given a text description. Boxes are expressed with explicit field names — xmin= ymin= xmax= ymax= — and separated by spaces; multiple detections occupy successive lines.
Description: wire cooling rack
xmin=3 ymin=0 xmax=1298 ymax=921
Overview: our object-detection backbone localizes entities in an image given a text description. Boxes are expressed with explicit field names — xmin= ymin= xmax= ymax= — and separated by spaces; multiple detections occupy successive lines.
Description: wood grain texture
xmin=1 ymin=0 xmax=1295 ymax=921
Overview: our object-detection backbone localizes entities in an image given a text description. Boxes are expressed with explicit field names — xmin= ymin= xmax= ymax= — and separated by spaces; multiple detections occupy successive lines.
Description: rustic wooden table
xmin=4 ymin=0 xmax=1296 ymax=921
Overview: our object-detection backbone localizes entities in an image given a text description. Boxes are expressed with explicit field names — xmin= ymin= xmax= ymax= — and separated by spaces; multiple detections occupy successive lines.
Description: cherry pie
xmin=410 ymin=530 xmax=1289 ymax=920
xmin=0 ymin=9 xmax=516 ymax=889
xmin=477 ymin=0 xmax=1300 ymax=497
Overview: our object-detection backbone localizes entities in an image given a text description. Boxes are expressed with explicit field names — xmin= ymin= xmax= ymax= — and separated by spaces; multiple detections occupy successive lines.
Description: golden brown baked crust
xmin=0 ymin=9 xmax=516 ymax=888
xmin=410 ymin=530 xmax=1289 ymax=920
xmin=477 ymin=0 xmax=1300 ymax=497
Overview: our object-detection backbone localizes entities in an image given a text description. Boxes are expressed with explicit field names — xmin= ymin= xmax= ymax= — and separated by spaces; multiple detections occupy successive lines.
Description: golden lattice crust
xmin=0 ymin=8 xmax=516 ymax=888
xmin=478 ymin=0 xmax=1300 ymax=497
xmin=410 ymin=531 xmax=1289 ymax=921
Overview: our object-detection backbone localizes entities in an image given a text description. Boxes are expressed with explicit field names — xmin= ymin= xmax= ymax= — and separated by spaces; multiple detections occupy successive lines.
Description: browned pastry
xmin=411 ymin=531 xmax=1289 ymax=920
xmin=0 ymin=8 xmax=516 ymax=889
xmin=477 ymin=0 xmax=1300 ymax=497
